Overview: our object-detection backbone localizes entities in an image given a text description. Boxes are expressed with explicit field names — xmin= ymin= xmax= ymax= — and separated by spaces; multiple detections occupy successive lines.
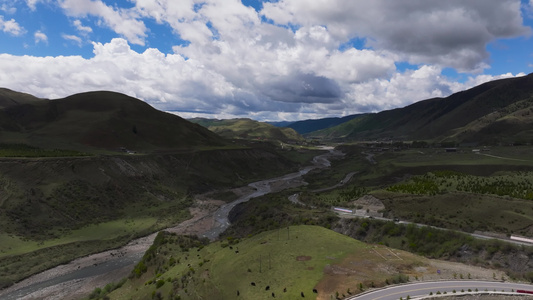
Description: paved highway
xmin=333 ymin=211 xmax=533 ymax=247
xmin=347 ymin=280 xmax=533 ymax=300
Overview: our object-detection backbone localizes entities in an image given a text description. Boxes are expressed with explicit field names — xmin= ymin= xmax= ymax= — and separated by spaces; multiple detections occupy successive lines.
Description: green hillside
xmin=0 ymin=90 xmax=226 ymax=152
xmin=307 ymin=74 xmax=533 ymax=144
xmin=189 ymin=118 xmax=303 ymax=142
xmin=0 ymin=89 xmax=315 ymax=289
xmin=0 ymin=88 xmax=44 ymax=109
xmin=103 ymin=225 xmax=439 ymax=300
xmin=281 ymin=114 xmax=363 ymax=134
xmin=0 ymin=147 xmax=305 ymax=288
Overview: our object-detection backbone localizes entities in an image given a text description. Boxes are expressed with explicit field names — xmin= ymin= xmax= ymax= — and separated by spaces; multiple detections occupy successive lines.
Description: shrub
xmin=156 ymin=280 xmax=165 ymax=288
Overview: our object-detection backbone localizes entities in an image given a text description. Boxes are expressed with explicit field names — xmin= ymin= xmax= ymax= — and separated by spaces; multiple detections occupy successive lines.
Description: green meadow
xmin=0 ymin=217 xmax=157 ymax=257
xmin=0 ymin=200 xmax=190 ymax=288
xmin=296 ymin=145 xmax=533 ymax=236
xmin=104 ymin=225 xmax=433 ymax=300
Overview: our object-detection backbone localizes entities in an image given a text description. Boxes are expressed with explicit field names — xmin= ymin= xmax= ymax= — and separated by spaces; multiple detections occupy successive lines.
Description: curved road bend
xmin=345 ymin=280 xmax=533 ymax=300
xmin=347 ymin=280 xmax=533 ymax=300
xmin=289 ymin=171 xmax=358 ymax=205
xmin=0 ymin=147 xmax=342 ymax=300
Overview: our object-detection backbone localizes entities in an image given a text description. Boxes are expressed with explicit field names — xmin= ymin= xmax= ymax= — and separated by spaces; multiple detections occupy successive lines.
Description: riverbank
xmin=0 ymin=148 xmax=341 ymax=300
xmin=0 ymin=197 xmax=218 ymax=300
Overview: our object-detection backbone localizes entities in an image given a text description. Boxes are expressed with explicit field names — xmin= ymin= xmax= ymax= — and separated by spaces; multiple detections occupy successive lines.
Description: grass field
xmin=104 ymin=225 xmax=462 ymax=300
xmin=382 ymin=148 xmax=533 ymax=167
xmin=0 ymin=144 xmax=309 ymax=289
xmin=0 ymin=143 xmax=89 ymax=157
xmin=0 ymin=217 xmax=157 ymax=257
xmin=373 ymin=190 xmax=533 ymax=235
xmin=298 ymin=145 xmax=533 ymax=237
xmin=0 ymin=199 xmax=190 ymax=289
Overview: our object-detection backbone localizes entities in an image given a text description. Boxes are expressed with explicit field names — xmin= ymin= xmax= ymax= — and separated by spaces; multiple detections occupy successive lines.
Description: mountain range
xmin=1 ymin=73 xmax=533 ymax=151
xmin=268 ymin=114 xmax=363 ymax=134
xmin=303 ymin=73 xmax=533 ymax=145
xmin=1 ymin=74 xmax=533 ymax=298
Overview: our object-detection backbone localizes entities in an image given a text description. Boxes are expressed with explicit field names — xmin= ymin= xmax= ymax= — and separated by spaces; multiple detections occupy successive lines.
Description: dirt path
xmin=477 ymin=153 xmax=531 ymax=162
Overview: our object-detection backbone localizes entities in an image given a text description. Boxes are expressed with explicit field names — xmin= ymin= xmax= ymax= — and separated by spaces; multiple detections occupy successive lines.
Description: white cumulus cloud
xmin=0 ymin=38 xmax=526 ymax=121
xmin=25 ymin=0 xmax=43 ymax=11
xmin=1 ymin=3 xmax=17 ymax=14
xmin=62 ymin=33 xmax=82 ymax=46
xmin=34 ymin=30 xmax=47 ymax=44
xmin=59 ymin=0 xmax=147 ymax=45
xmin=0 ymin=15 xmax=25 ymax=36
xmin=72 ymin=19 xmax=92 ymax=34
xmin=262 ymin=0 xmax=530 ymax=73
xmin=0 ymin=0 xmax=530 ymax=121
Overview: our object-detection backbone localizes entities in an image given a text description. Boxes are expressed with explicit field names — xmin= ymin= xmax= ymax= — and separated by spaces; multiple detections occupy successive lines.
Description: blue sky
xmin=1 ymin=0 xmax=532 ymax=121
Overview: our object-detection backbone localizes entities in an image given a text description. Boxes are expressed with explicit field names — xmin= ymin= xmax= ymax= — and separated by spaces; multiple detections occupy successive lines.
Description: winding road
xmin=347 ymin=280 xmax=533 ymax=300
xmin=0 ymin=147 xmax=342 ymax=300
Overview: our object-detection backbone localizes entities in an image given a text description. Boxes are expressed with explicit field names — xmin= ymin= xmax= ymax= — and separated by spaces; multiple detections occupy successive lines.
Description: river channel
xmin=0 ymin=147 xmax=343 ymax=300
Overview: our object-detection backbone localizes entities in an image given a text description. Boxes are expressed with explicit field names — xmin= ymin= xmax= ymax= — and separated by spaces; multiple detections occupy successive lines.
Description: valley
xmin=1 ymin=76 xmax=533 ymax=300
xmin=0 ymin=148 xmax=341 ymax=299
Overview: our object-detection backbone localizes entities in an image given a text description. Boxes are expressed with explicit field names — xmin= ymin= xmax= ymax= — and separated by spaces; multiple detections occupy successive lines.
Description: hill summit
xmin=0 ymin=89 xmax=225 ymax=152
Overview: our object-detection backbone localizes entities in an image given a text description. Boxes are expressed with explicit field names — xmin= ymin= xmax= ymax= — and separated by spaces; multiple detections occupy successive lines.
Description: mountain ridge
xmin=274 ymin=114 xmax=364 ymax=134
xmin=3 ymin=73 xmax=533 ymax=148
xmin=189 ymin=117 xmax=303 ymax=142
xmin=0 ymin=90 xmax=226 ymax=152
xmin=307 ymin=73 xmax=533 ymax=144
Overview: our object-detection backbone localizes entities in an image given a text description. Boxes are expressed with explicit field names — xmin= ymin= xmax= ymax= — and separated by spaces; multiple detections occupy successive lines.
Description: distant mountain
xmin=189 ymin=118 xmax=303 ymax=142
xmin=283 ymin=114 xmax=364 ymax=134
xmin=267 ymin=120 xmax=294 ymax=127
xmin=0 ymin=89 xmax=226 ymax=151
xmin=308 ymin=73 xmax=533 ymax=145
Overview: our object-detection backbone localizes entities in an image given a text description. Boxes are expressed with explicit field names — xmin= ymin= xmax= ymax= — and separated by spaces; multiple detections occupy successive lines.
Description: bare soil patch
xmin=166 ymin=198 xmax=224 ymax=236
xmin=314 ymin=245 xmax=509 ymax=300
xmin=352 ymin=194 xmax=385 ymax=211
xmin=296 ymin=255 xmax=312 ymax=261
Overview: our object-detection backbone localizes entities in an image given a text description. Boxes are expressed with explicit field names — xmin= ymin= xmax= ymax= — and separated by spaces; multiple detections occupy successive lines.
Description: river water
xmin=0 ymin=147 xmax=342 ymax=300
xmin=202 ymin=147 xmax=342 ymax=240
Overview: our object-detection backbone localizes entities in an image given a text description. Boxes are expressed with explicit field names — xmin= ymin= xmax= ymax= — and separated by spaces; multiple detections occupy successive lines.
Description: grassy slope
xmin=295 ymin=145 xmax=533 ymax=237
xmin=0 ymin=146 xmax=304 ymax=288
xmin=449 ymin=97 xmax=533 ymax=144
xmin=86 ymin=145 xmax=533 ymax=299
xmin=376 ymin=190 xmax=533 ymax=234
xmin=107 ymin=226 xmax=438 ymax=300
xmin=307 ymin=74 xmax=533 ymax=143
xmin=219 ymin=145 xmax=533 ymax=279
xmin=0 ymin=89 xmax=313 ymax=288
xmin=0 ymin=90 xmax=226 ymax=152
xmin=0 ymin=88 xmax=44 ymax=109
xmin=189 ymin=118 xmax=303 ymax=142
xmin=286 ymin=114 xmax=364 ymax=134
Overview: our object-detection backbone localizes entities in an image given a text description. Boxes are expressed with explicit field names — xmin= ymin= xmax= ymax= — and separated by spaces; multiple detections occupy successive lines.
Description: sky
xmin=0 ymin=0 xmax=533 ymax=121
